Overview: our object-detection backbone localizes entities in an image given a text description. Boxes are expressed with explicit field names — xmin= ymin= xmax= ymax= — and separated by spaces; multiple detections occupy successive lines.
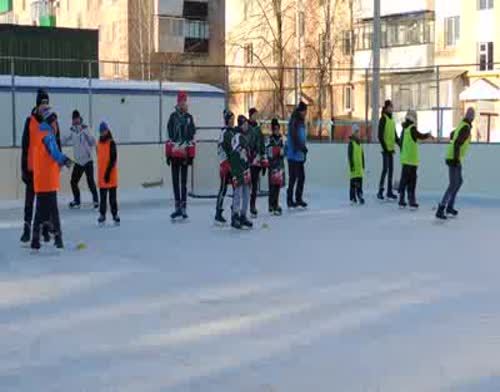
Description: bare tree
xmin=303 ymin=0 xmax=349 ymax=137
xmin=228 ymin=0 xmax=295 ymax=118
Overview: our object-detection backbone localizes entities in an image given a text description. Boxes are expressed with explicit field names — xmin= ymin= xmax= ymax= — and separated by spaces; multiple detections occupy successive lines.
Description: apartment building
xmin=0 ymin=0 xmax=225 ymax=84
xmin=226 ymin=0 xmax=353 ymax=133
xmin=435 ymin=0 xmax=500 ymax=141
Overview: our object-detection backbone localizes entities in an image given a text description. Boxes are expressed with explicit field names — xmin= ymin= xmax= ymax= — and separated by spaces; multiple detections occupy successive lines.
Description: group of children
xmin=350 ymin=100 xmax=474 ymax=218
xmin=213 ymin=110 xmax=285 ymax=229
xmin=20 ymin=89 xmax=120 ymax=250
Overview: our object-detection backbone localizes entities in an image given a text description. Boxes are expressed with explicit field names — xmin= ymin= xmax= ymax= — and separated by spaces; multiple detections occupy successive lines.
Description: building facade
xmin=0 ymin=0 xmax=225 ymax=85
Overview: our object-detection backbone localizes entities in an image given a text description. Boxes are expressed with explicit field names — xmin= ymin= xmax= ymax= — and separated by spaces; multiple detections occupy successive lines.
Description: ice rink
xmin=1 ymin=188 xmax=500 ymax=392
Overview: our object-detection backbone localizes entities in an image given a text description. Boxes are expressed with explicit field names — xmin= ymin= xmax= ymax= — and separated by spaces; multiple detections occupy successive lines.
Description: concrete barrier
xmin=1 ymin=142 xmax=499 ymax=201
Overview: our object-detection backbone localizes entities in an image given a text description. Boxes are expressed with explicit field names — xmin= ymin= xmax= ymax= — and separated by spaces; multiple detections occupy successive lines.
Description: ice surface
xmin=1 ymin=188 xmax=500 ymax=392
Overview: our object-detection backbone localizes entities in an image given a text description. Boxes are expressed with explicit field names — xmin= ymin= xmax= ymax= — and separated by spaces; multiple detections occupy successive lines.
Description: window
xmin=479 ymin=42 xmax=494 ymax=71
xmin=343 ymin=30 xmax=353 ymax=55
xmin=159 ymin=17 xmax=184 ymax=37
xmin=478 ymin=0 xmax=494 ymax=10
xmin=245 ymin=43 xmax=254 ymax=64
xmin=184 ymin=20 xmax=209 ymax=39
xmin=354 ymin=12 xmax=434 ymax=50
xmin=444 ymin=16 xmax=460 ymax=47
xmin=244 ymin=92 xmax=254 ymax=113
xmin=183 ymin=1 xmax=208 ymax=20
xmin=299 ymin=11 xmax=305 ymax=37
xmin=343 ymin=85 xmax=353 ymax=112
xmin=244 ymin=0 xmax=252 ymax=20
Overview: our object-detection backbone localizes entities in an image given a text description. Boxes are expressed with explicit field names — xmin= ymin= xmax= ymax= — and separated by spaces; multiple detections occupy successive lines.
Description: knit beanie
xmin=237 ymin=115 xmax=248 ymax=127
xmin=297 ymin=101 xmax=308 ymax=112
xmin=99 ymin=121 xmax=109 ymax=134
xmin=177 ymin=91 xmax=188 ymax=105
xmin=36 ymin=89 xmax=49 ymax=107
xmin=72 ymin=110 xmax=81 ymax=120
xmin=249 ymin=107 xmax=258 ymax=118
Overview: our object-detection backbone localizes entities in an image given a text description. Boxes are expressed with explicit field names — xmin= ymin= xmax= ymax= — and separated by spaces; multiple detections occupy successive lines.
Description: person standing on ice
xmin=436 ymin=107 xmax=475 ymax=220
xmin=266 ymin=118 xmax=285 ymax=215
xmin=398 ymin=110 xmax=432 ymax=209
xmin=286 ymin=101 xmax=308 ymax=209
xmin=20 ymin=89 xmax=56 ymax=244
xmin=248 ymin=108 xmax=268 ymax=218
xmin=215 ymin=109 xmax=236 ymax=224
xmin=377 ymin=100 xmax=400 ymax=201
xmin=97 ymin=122 xmax=120 ymax=226
xmin=165 ymin=91 xmax=196 ymax=221
xmin=230 ymin=115 xmax=253 ymax=229
xmin=348 ymin=124 xmax=365 ymax=205
xmin=64 ymin=110 xmax=99 ymax=210
xmin=31 ymin=108 xmax=72 ymax=250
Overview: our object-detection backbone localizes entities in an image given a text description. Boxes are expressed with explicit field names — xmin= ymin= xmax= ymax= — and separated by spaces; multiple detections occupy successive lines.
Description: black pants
xmin=399 ymin=165 xmax=418 ymax=203
xmin=440 ymin=165 xmax=463 ymax=208
xmin=350 ymin=177 xmax=363 ymax=202
xmin=171 ymin=162 xmax=188 ymax=205
xmin=268 ymin=170 xmax=281 ymax=210
xmin=216 ymin=173 xmax=231 ymax=212
xmin=287 ymin=161 xmax=305 ymax=203
xmin=99 ymin=187 xmax=118 ymax=217
xmin=71 ymin=161 xmax=98 ymax=204
xmin=250 ymin=166 xmax=261 ymax=210
xmin=32 ymin=192 xmax=61 ymax=240
xmin=23 ymin=174 xmax=35 ymax=226
xmin=379 ymin=152 xmax=394 ymax=194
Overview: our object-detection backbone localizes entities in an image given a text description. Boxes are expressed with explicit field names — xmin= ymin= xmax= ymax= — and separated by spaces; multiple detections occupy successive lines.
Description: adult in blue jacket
xmin=287 ymin=101 xmax=308 ymax=208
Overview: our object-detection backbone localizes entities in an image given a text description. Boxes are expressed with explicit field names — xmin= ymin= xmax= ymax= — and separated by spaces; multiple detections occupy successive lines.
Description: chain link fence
xmin=1 ymin=56 xmax=499 ymax=147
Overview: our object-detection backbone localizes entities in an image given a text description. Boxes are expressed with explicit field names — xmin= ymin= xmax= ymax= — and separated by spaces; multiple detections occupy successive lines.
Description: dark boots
xmin=231 ymin=213 xmax=241 ymax=229
xmin=20 ymin=222 xmax=31 ymax=243
xmin=170 ymin=201 xmax=183 ymax=220
xmin=215 ymin=209 xmax=227 ymax=224
xmin=436 ymin=205 xmax=447 ymax=220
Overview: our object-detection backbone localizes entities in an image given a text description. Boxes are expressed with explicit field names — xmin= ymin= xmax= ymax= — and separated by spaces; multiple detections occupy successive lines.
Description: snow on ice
xmin=1 ymin=188 xmax=500 ymax=392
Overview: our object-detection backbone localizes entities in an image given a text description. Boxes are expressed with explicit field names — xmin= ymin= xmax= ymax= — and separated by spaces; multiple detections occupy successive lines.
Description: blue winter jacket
xmin=287 ymin=115 xmax=307 ymax=162
xmin=40 ymin=122 xmax=68 ymax=166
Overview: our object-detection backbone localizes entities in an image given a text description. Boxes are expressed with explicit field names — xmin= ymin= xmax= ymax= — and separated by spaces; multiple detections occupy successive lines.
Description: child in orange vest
xmin=97 ymin=122 xmax=120 ymax=226
xmin=31 ymin=108 xmax=72 ymax=250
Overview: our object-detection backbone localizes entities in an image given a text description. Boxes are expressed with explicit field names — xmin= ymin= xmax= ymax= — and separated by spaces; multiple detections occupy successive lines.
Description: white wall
xmin=2 ymin=142 xmax=500 ymax=201
xmin=354 ymin=45 xmax=434 ymax=70
xmin=0 ymin=89 xmax=224 ymax=146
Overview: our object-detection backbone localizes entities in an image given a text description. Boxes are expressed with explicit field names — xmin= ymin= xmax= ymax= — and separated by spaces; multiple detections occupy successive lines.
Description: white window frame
xmin=444 ymin=16 xmax=460 ymax=47
xmin=478 ymin=0 xmax=494 ymax=10
xmin=479 ymin=41 xmax=494 ymax=71
xmin=343 ymin=85 xmax=353 ymax=112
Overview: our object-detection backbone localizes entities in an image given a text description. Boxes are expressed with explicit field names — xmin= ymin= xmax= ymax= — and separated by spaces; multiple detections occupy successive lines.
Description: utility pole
xmin=371 ymin=0 xmax=381 ymax=141
xmin=295 ymin=0 xmax=302 ymax=106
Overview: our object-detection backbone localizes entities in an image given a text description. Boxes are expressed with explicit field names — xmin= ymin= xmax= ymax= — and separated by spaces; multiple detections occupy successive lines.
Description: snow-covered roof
xmin=0 ymin=75 xmax=224 ymax=94
xmin=460 ymin=78 xmax=500 ymax=101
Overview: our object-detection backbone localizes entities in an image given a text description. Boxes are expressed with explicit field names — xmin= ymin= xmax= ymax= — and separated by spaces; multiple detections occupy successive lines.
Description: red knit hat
xmin=177 ymin=91 xmax=188 ymax=105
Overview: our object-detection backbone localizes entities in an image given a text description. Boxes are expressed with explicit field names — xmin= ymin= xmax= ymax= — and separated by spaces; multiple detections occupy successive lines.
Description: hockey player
xmin=348 ymin=124 xmax=365 ymax=205
xmin=377 ymin=100 xmax=400 ymax=200
xmin=215 ymin=109 xmax=235 ymax=224
xmin=266 ymin=118 xmax=285 ymax=215
xmin=165 ymin=91 xmax=196 ymax=221
xmin=248 ymin=108 xmax=268 ymax=218
xmin=31 ymin=108 xmax=72 ymax=250
xmin=230 ymin=115 xmax=253 ymax=229
xmin=97 ymin=122 xmax=120 ymax=226
xmin=64 ymin=110 xmax=99 ymax=209
xmin=20 ymin=89 xmax=53 ymax=244
xmin=287 ymin=101 xmax=309 ymax=208
xmin=436 ymin=107 xmax=475 ymax=220
xmin=398 ymin=110 xmax=432 ymax=209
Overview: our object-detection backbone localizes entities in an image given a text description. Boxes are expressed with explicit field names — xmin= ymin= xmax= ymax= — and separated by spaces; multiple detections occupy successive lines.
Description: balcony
xmin=155 ymin=16 xmax=209 ymax=54
xmin=31 ymin=0 xmax=56 ymax=27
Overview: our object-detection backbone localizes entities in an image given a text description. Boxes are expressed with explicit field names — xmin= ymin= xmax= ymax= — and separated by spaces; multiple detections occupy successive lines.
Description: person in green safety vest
xmin=436 ymin=107 xmax=475 ymax=220
xmin=398 ymin=109 xmax=433 ymax=209
xmin=377 ymin=100 xmax=400 ymax=201
xmin=348 ymin=124 xmax=365 ymax=205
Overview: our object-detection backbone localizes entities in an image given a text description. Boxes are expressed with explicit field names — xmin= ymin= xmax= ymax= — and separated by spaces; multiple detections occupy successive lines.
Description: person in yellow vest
xmin=398 ymin=110 xmax=432 ymax=209
xmin=377 ymin=100 xmax=400 ymax=200
xmin=348 ymin=124 xmax=365 ymax=205
xmin=97 ymin=122 xmax=120 ymax=226
xmin=436 ymin=108 xmax=475 ymax=220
